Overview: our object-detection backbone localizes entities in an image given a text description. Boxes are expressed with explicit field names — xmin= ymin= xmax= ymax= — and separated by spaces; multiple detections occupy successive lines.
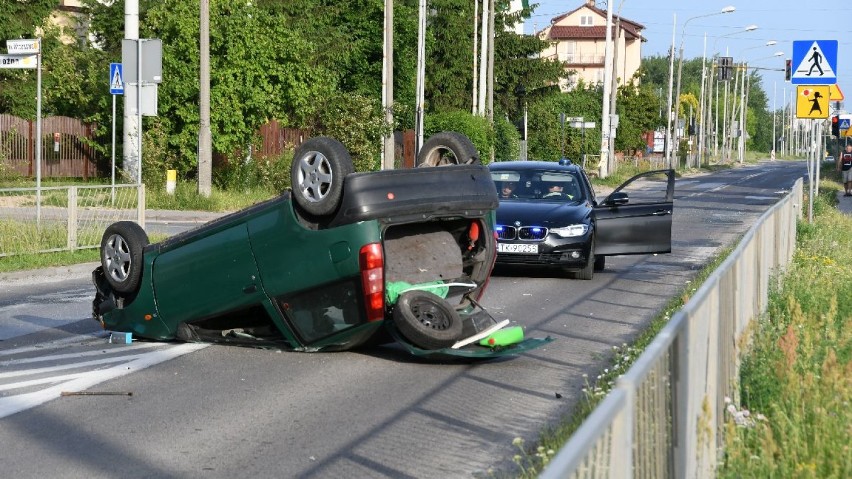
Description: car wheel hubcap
xmin=104 ymin=234 xmax=131 ymax=283
xmin=297 ymin=152 xmax=333 ymax=203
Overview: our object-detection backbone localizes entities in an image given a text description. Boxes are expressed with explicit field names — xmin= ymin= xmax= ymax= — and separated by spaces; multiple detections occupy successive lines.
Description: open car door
xmin=594 ymin=169 xmax=675 ymax=256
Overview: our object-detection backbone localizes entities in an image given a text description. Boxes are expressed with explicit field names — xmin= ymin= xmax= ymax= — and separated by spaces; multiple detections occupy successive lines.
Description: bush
xmin=213 ymin=151 xmax=292 ymax=193
xmin=424 ymin=110 xmax=494 ymax=161
xmin=308 ymin=92 xmax=390 ymax=173
xmin=494 ymin=115 xmax=521 ymax=161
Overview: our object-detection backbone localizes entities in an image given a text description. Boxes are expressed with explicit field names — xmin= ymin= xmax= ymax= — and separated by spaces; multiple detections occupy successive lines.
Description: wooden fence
xmin=1 ymin=114 xmax=414 ymax=178
xmin=0 ymin=114 xmax=99 ymax=179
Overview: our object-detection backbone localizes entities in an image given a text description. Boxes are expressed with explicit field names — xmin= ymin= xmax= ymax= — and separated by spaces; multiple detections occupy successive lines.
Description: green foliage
xmin=526 ymin=83 xmax=602 ymax=162
xmin=214 ymin=152 xmax=292 ymax=193
xmin=0 ymin=0 xmax=55 ymax=41
xmin=615 ymin=78 xmax=663 ymax=153
xmin=424 ymin=111 xmax=494 ymax=161
xmin=493 ymin=115 xmax=521 ymax=161
xmin=308 ymin=92 xmax=390 ymax=172
xmin=720 ymin=182 xmax=852 ymax=478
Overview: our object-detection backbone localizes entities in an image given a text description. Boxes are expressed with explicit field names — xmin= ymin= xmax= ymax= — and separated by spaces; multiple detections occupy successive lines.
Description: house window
xmin=561 ymin=41 xmax=576 ymax=63
xmin=580 ymin=15 xmax=594 ymax=26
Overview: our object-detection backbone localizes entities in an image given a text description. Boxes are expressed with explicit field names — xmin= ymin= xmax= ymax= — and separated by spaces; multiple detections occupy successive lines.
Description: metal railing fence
xmin=0 ymin=184 xmax=145 ymax=257
xmin=541 ymin=178 xmax=803 ymax=479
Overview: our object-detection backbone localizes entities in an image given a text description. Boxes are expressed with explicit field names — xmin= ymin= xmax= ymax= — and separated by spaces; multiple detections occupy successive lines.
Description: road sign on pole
xmin=0 ymin=54 xmax=37 ymax=69
xmin=109 ymin=63 xmax=124 ymax=95
xmin=5 ymin=39 xmax=39 ymax=54
xmin=796 ymin=85 xmax=830 ymax=119
xmin=791 ymin=40 xmax=838 ymax=85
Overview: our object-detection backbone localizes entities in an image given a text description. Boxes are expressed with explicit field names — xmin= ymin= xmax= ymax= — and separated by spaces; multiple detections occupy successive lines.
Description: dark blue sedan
xmin=488 ymin=160 xmax=675 ymax=279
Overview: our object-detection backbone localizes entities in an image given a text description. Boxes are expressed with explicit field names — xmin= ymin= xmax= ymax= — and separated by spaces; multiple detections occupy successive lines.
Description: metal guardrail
xmin=541 ymin=178 xmax=803 ymax=479
xmin=0 ymin=184 xmax=145 ymax=257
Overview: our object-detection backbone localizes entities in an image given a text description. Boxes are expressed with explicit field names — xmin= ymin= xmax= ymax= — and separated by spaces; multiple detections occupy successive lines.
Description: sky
xmin=524 ymin=0 xmax=852 ymax=109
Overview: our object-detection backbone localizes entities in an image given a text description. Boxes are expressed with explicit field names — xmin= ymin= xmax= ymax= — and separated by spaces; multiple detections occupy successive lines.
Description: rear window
xmin=276 ymin=279 xmax=364 ymax=344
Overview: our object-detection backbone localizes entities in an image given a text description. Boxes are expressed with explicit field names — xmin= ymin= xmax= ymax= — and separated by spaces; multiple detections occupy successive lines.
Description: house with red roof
xmin=537 ymin=0 xmax=644 ymax=91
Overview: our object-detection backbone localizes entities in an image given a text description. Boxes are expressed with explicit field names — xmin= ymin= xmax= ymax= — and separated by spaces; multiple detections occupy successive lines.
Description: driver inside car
xmin=543 ymin=183 xmax=574 ymax=199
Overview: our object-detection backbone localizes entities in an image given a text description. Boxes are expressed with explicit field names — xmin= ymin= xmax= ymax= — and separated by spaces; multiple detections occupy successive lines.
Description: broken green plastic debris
xmin=479 ymin=326 xmax=524 ymax=347
xmin=385 ymin=280 xmax=448 ymax=305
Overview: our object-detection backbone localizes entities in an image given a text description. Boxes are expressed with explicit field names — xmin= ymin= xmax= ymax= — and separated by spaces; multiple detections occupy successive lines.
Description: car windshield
xmin=491 ymin=170 xmax=585 ymax=203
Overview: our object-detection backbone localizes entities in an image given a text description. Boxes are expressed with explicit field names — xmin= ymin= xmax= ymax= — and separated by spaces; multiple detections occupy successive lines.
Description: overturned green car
xmin=92 ymin=133 xmax=551 ymax=359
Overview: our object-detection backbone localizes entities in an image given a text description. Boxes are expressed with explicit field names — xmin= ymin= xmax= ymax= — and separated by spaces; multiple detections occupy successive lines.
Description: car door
xmin=594 ymin=169 xmax=674 ymax=255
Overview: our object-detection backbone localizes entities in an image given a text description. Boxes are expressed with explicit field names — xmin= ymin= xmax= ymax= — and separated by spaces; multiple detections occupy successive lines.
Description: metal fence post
xmin=67 ymin=186 xmax=77 ymax=250
xmin=137 ymin=184 xmax=146 ymax=229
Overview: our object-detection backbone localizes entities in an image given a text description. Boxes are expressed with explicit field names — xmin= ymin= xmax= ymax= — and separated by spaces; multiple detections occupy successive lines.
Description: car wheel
xmin=100 ymin=221 xmax=149 ymax=294
xmin=393 ymin=291 xmax=464 ymax=349
xmin=416 ymin=132 xmax=480 ymax=167
xmin=575 ymin=246 xmax=595 ymax=280
xmin=291 ymin=137 xmax=354 ymax=217
xmin=594 ymin=255 xmax=606 ymax=272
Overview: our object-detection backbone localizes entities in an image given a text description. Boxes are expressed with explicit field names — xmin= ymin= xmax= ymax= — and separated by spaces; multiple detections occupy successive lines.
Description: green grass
xmin=0 ymin=248 xmax=100 ymax=273
xmin=718 ymin=176 xmax=852 ymax=478
xmin=145 ymin=181 xmax=275 ymax=212
xmin=0 ymin=232 xmax=169 ymax=273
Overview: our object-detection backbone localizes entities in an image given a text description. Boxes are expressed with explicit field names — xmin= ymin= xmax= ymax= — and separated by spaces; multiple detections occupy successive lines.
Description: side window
xmin=608 ymin=170 xmax=674 ymax=205
xmin=276 ymin=279 xmax=363 ymax=344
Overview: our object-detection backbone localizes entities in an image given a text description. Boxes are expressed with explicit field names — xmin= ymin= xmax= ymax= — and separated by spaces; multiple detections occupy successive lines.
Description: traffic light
xmin=832 ymin=116 xmax=840 ymax=137
xmin=718 ymin=57 xmax=733 ymax=81
xmin=785 ymin=59 xmax=792 ymax=81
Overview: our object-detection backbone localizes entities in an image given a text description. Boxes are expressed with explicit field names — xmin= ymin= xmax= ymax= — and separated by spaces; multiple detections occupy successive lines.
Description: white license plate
xmin=497 ymin=243 xmax=539 ymax=254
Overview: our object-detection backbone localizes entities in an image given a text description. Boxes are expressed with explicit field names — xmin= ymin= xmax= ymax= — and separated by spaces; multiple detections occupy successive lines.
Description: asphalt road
xmin=0 ymin=161 xmax=806 ymax=478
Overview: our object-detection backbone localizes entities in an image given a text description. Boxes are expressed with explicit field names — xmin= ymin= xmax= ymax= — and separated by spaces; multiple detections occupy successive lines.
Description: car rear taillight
xmin=475 ymin=230 xmax=499 ymax=301
xmin=359 ymin=243 xmax=385 ymax=322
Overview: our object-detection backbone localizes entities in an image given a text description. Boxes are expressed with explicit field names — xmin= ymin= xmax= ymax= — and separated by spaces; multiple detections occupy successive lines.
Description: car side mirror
xmin=606 ymin=192 xmax=629 ymax=206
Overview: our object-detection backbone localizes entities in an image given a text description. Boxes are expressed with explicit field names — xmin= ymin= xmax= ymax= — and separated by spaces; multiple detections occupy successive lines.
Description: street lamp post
xmin=738 ymin=51 xmax=784 ymax=162
xmin=707 ymin=25 xmax=758 ymax=163
xmin=671 ymin=6 xmax=735 ymax=167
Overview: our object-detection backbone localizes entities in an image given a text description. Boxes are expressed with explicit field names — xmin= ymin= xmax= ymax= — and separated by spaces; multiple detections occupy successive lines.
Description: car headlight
xmin=550 ymin=224 xmax=589 ymax=238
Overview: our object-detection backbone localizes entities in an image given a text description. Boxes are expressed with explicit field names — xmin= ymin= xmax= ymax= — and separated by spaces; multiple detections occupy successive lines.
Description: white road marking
xmin=0 ymin=342 xmax=170 ymax=366
xmin=0 ymin=342 xmax=208 ymax=418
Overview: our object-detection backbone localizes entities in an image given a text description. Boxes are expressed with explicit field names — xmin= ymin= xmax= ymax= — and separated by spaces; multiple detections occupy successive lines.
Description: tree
xmin=615 ymin=78 xmax=662 ymax=153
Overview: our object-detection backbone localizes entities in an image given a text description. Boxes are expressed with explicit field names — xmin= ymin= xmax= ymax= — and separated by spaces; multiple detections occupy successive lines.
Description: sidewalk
xmin=837 ymin=191 xmax=852 ymax=215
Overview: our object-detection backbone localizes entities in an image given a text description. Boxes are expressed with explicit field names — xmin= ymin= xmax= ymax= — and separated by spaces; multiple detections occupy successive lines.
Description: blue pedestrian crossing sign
xmin=840 ymin=118 xmax=851 ymax=130
xmin=791 ymin=40 xmax=838 ymax=85
xmin=109 ymin=63 xmax=124 ymax=95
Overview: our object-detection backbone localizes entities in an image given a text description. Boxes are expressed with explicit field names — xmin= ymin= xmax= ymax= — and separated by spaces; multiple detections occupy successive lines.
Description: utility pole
xmin=663 ymin=14 xmax=676 ymax=168
xmin=124 ymin=0 xmax=139 ymax=181
xmin=477 ymin=0 xmax=488 ymax=116
xmin=487 ymin=0 xmax=495 ymax=124
xmin=472 ymin=0 xmax=478 ymax=114
xmin=608 ymin=17 xmax=622 ymax=174
xmin=697 ymin=34 xmax=707 ymax=167
xmin=383 ymin=0 xmax=395 ymax=168
xmin=198 ymin=0 xmax=212 ymax=196
xmin=599 ymin=2 xmax=614 ymax=177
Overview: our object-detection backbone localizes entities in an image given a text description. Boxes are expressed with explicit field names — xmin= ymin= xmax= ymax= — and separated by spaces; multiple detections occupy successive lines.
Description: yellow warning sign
xmin=796 ymin=85 xmax=830 ymax=119
xmin=830 ymin=83 xmax=845 ymax=101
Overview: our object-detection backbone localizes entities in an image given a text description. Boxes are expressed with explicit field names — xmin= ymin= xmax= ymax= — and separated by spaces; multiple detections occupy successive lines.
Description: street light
xmin=706 ymin=24 xmax=758 ymax=161
xmin=736 ymin=52 xmax=784 ymax=163
xmin=669 ymin=6 xmax=735 ymax=166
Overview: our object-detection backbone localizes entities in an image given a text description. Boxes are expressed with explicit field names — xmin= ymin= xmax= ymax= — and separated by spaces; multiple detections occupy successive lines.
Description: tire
xmin=100 ymin=221 xmax=149 ymax=294
xmin=575 ymin=242 xmax=595 ymax=280
xmin=291 ymin=137 xmax=354 ymax=217
xmin=393 ymin=291 xmax=464 ymax=349
xmin=594 ymin=255 xmax=606 ymax=272
xmin=416 ymin=131 xmax=480 ymax=167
